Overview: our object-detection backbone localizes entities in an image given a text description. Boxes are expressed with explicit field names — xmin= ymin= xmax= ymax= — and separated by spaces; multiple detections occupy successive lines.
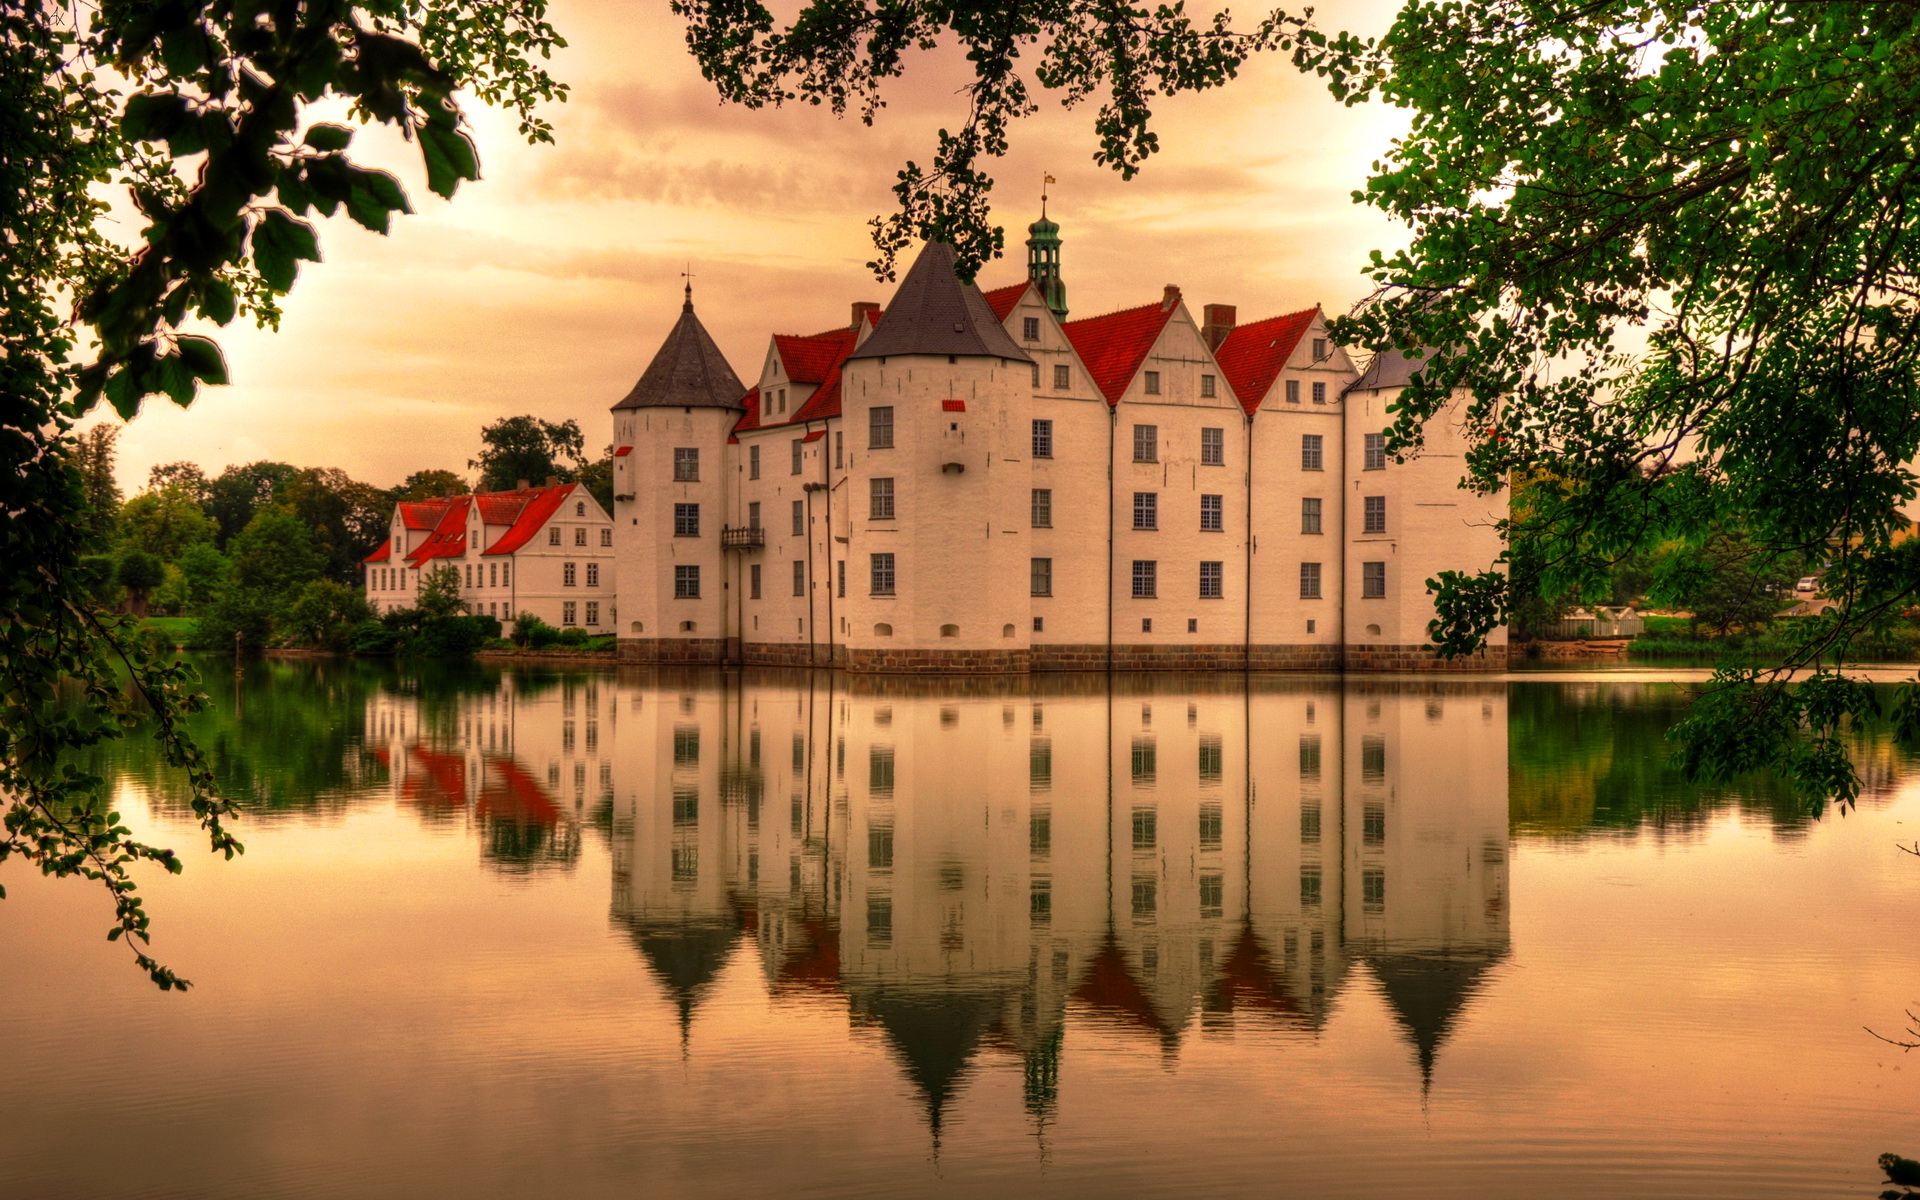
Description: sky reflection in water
xmin=2 ymin=660 xmax=1917 ymax=1200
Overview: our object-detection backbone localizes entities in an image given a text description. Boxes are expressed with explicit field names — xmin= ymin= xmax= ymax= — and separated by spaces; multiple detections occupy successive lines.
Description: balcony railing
xmin=720 ymin=525 xmax=765 ymax=551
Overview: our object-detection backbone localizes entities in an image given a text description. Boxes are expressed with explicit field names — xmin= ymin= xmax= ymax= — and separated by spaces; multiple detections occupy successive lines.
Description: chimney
xmin=546 ymin=475 xmax=559 ymax=487
xmin=1161 ymin=284 xmax=1182 ymax=312
xmin=1202 ymin=303 xmax=1237 ymax=350
xmin=851 ymin=301 xmax=881 ymax=329
xmin=516 ymin=478 xmax=529 ymax=491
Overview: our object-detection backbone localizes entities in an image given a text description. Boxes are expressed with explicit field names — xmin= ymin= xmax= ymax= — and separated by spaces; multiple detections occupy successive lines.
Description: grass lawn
xmin=139 ymin=616 xmax=197 ymax=645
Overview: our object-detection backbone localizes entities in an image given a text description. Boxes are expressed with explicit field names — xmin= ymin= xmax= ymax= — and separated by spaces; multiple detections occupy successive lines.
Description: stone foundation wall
xmin=1341 ymin=643 xmax=1505 ymax=672
xmin=618 ymin=637 xmax=1504 ymax=672
xmin=841 ymin=646 xmax=1032 ymax=674
xmin=616 ymin=637 xmax=729 ymax=665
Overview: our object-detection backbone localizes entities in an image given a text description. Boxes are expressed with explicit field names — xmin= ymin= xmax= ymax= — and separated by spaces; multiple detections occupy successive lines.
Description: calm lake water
xmin=4 ymin=660 xmax=1918 ymax=1199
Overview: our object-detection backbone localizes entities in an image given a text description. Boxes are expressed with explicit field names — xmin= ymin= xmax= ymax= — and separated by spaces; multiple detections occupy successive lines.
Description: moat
xmin=2 ymin=659 xmax=1916 ymax=1198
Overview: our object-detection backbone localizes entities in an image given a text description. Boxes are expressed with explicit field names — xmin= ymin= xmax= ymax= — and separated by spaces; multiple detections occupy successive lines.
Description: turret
xmin=1026 ymin=206 xmax=1067 ymax=321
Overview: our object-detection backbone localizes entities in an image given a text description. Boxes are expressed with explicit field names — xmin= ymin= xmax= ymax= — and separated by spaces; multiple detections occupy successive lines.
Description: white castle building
xmin=611 ymin=216 xmax=1505 ymax=671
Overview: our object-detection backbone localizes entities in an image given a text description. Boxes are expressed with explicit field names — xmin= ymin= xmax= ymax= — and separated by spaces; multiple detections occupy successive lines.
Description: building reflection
xmin=363 ymin=674 xmax=599 ymax=874
xmin=607 ymin=671 xmax=1510 ymax=1131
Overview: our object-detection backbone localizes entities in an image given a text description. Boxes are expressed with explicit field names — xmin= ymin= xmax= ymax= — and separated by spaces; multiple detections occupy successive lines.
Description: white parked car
xmin=1796 ymin=576 xmax=1820 ymax=593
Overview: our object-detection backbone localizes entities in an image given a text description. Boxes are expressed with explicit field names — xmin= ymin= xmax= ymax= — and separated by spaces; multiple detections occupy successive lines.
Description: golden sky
xmin=99 ymin=0 xmax=1408 ymax=494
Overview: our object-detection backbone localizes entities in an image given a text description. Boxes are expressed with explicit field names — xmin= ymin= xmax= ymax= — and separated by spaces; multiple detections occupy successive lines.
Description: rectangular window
xmin=1200 ymin=872 xmax=1224 ymax=918
xmin=1052 ymin=364 xmax=1070 ymax=390
xmin=563 ymin=600 xmax=577 ymax=625
xmin=1132 ymin=492 xmax=1158 ymax=531
xmin=1132 ymin=560 xmax=1157 ymax=598
xmin=1312 ymin=337 xmax=1327 ymax=360
xmin=1311 ymin=380 xmax=1327 ymax=405
xmin=464 ymin=564 xmax=473 ymax=587
xmin=1032 ymin=418 xmax=1053 ymax=458
xmin=1199 ymin=800 xmax=1223 ymax=844
xmin=1031 ymin=488 xmax=1052 ymax=528
xmin=870 ymin=552 xmax=896 ymax=596
xmin=868 ymin=824 xmax=894 ymax=870
xmin=1143 ymin=370 xmax=1161 ymax=395
xmin=1201 ymin=427 xmax=1224 ymax=465
xmin=1132 ymin=741 xmax=1157 ymax=786
xmin=575 ymin=527 xmax=587 ymax=546
xmin=1200 ymin=374 xmax=1217 ymax=399
xmin=1200 ymin=493 xmax=1224 ymax=532
xmin=586 ymin=562 xmax=599 ymax=587
xmin=1300 ymin=864 xmax=1322 ymax=907
xmin=869 ymin=477 xmax=895 ymax=520
xmin=1365 ymin=432 xmax=1387 ymax=471
xmin=674 ymin=503 xmax=699 ymax=537
xmin=748 ymin=501 xmax=761 ymax=530
xmin=835 ymin=432 xmax=843 ymax=469
xmin=791 ymin=439 xmax=804 ymax=475
xmin=870 ymin=745 xmax=895 ymax=795
xmin=837 ymin=559 xmax=845 ymax=598
xmin=749 ymin=563 xmax=761 ymax=599
xmin=1301 ymin=434 xmax=1324 ymax=471
xmin=870 ymin=405 xmax=894 ymax=448
xmin=548 ymin=527 xmax=560 ymax=546
xmin=1131 ymin=803 xmax=1157 ymax=847
xmin=791 ymin=500 xmax=803 ymax=537
xmin=749 ymin=444 xmax=760 ymax=479
xmin=1030 ymin=557 xmax=1052 ymax=597
xmin=1285 ymin=379 xmax=1300 ymax=404
xmin=1031 ymin=362 xmax=1040 ymax=387
xmin=792 ymin=559 xmax=805 ymax=597
xmin=674 ymin=447 xmax=699 ymax=481
xmin=563 ymin=562 xmax=577 ymax=587
xmin=1022 ymin=315 xmax=1040 ymax=340
xmin=1302 ymin=497 xmax=1322 ymax=534
xmin=1363 ymin=560 xmax=1387 ymax=598
xmin=585 ymin=601 xmax=599 ymax=625
xmin=600 ymin=528 xmax=611 ymax=547
xmin=1363 ymin=495 xmax=1386 ymax=533
xmin=1133 ymin=424 xmax=1158 ymax=462
xmin=1301 ymin=803 xmax=1321 ymax=844
xmin=1300 ymin=561 xmax=1322 ymax=599
xmin=674 ymin=566 xmax=698 ymax=599
xmin=499 ymin=564 xmax=507 ymax=587
xmin=1199 ymin=560 xmax=1224 ymax=599
xmin=488 ymin=562 xmax=497 ymax=587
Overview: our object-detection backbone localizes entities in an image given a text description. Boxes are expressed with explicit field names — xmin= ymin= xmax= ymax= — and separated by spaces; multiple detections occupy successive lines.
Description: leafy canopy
xmin=4 ymin=0 xmax=564 ymax=987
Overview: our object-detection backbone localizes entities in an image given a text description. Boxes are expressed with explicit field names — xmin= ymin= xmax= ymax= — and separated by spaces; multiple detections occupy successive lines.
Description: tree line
xmin=76 ymin=415 xmax=614 ymax=652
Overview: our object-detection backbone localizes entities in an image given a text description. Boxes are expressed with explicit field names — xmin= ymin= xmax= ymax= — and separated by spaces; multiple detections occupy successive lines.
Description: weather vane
xmin=1042 ymin=172 xmax=1056 ymax=218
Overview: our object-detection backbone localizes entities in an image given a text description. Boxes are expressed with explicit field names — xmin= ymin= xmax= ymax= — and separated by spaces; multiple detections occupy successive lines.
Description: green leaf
xmin=250 ymin=209 xmax=320 ymax=292
xmin=303 ymin=123 xmax=354 ymax=152
xmin=419 ymin=122 xmax=480 ymax=199
xmin=122 ymin=92 xmax=190 ymax=142
xmin=197 ymin=279 xmax=237 ymax=325
xmin=343 ymin=168 xmax=410 ymax=233
xmin=175 ymin=336 xmax=228 ymax=386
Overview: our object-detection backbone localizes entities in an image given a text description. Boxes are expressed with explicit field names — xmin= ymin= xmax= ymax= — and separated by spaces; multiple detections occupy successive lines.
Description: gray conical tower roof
xmin=847 ymin=242 xmax=1033 ymax=364
xmin=612 ymin=286 xmax=746 ymax=411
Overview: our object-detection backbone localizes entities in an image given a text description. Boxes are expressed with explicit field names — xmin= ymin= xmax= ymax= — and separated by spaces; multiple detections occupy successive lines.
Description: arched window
xmin=631 ymin=621 xmax=644 ymax=633
xmin=679 ymin=620 xmax=697 ymax=633
xmin=939 ymin=624 xmax=959 ymax=638
xmin=1003 ymin=624 xmax=1015 ymax=638
xmin=873 ymin=623 xmax=893 ymax=637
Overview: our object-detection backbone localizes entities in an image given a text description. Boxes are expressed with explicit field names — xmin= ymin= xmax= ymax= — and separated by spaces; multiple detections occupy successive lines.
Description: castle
xmin=610 ymin=214 xmax=1505 ymax=672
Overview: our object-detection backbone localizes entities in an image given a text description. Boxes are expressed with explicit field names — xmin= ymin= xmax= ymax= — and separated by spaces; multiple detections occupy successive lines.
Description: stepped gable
xmin=1349 ymin=346 xmax=1429 ymax=393
xmin=847 ymin=241 xmax=1033 ymax=364
xmin=1215 ymin=308 xmax=1317 ymax=414
xmin=612 ymin=286 xmax=746 ymax=412
xmin=1366 ymin=947 xmax=1506 ymax=1091
xmin=1062 ymin=297 xmax=1179 ymax=405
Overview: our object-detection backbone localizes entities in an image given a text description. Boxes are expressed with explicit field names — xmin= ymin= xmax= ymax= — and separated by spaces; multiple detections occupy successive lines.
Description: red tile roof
xmin=728 ymin=385 xmax=762 ymax=441
xmin=404 ymin=495 xmax=471 ymax=564
xmin=1063 ymin=299 xmax=1178 ymax=405
xmin=482 ymin=483 xmax=577 ymax=557
xmin=774 ymin=327 xmax=858 ymax=384
xmin=942 ymin=399 xmax=966 ymax=412
xmin=363 ymin=537 xmax=391 ymax=564
xmin=982 ymin=281 xmax=1031 ymax=321
xmin=398 ymin=499 xmax=452 ymax=531
xmin=1215 ymin=308 xmax=1317 ymax=414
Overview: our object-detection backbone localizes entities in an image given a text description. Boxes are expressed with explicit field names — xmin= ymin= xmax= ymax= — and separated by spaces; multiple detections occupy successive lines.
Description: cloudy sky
xmin=97 ymin=0 xmax=1408 ymax=494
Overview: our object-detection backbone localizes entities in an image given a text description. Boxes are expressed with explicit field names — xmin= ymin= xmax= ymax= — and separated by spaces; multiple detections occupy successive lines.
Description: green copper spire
xmin=1026 ymin=182 xmax=1067 ymax=320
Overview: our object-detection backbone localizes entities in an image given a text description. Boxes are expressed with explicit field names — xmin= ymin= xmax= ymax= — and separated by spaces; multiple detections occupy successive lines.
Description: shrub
xmin=406 ymin=614 xmax=502 ymax=659
xmin=556 ymin=626 xmax=589 ymax=648
xmin=191 ymin=587 xmax=277 ymax=651
xmin=509 ymin=611 xmax=558 ymax=648
xmin=349 ymin=619 xmax=399 ymax=656
xmin=284 ymin=580 xmax=374 ymax=651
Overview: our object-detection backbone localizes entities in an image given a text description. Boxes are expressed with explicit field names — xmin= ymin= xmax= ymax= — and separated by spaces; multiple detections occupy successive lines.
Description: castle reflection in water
xmin=367 ymin=670 xmax=1510 ymax=1130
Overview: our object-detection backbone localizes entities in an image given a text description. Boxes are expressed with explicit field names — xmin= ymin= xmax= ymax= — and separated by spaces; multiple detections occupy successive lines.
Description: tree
xmin=115 ymin=550 xmax=165 ymax=615
xmin=1655 ymin=531 xmax=1801 ymax=639
xmin=227 ymin=509 xmax=325 ymax=604
xmin=577 ymin=447 xmax=614 ymax=515
xmin=283 ymin=580 xmax=373 ymax=651
xmin=71 ymin=424 xmax=123 ymax=544
xmin=147 ymin=462 xmax=211 ymax=509
xmin=395 ymin=469 xmax=467 ymax=502
xmin=119 ymin=483 xmax=218 ymax=562
xmin=470 ymin=416 xmax=586 ymax=493
xmin=279 ymin=467 xmax=390 ymax=582
xmin=414 ymin=563 xmax=466 ymax=618
xmin=174 ymin=542 xmax=231 ymax=611
xmin=206 ymin=461 xmax=299 ymax=546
